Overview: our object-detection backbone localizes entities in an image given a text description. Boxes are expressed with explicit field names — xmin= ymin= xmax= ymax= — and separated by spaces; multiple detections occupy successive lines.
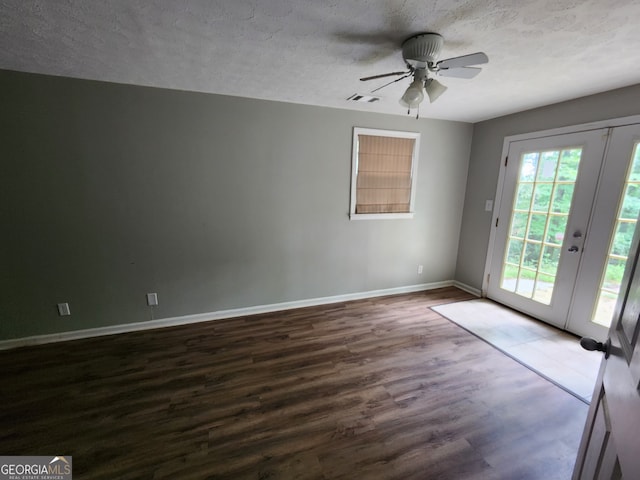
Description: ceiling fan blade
xmin=360 ymin=71 xmax=410 ymax=81
xmin=436 ymin=52 xmax=488 ymax=70
xmin=370 ymin=73 xmax=412 ymax=93
xmin=437 ymin=66 xmax=482 ymax=79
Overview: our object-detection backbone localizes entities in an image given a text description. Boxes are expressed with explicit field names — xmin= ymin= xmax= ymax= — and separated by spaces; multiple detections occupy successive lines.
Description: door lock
xmin=568 ymin=245 xmax=580 ymax=252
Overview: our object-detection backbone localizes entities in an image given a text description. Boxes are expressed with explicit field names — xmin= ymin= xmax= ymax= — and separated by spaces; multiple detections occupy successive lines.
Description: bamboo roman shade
xmin=355 ymin=134 xmax=416 ymax=214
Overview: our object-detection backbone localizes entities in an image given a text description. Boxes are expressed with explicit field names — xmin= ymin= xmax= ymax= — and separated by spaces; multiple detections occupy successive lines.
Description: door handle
xmin=568 ymin=245 xmax=580 ymax=252
xmin=580 ymin=337 xmax=611 ymax=359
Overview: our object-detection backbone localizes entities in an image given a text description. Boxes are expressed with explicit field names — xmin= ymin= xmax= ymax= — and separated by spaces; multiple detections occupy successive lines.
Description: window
xmin=350 ymin=128 xmax=420 ymax=219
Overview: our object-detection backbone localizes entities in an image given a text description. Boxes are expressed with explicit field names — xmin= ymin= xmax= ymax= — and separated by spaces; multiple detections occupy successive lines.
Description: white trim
xmin=482 ymin=139 xmax=511 ymax=295
xmin=0 ymin=280 xmax=457 ymax=350
xmin=349 ymin=127 xmax=421 ymax=220
xmin=349 ymin=212 xmax=414 ymax=220
xmin=501 ymin=114 xmax=640 ymax=144
xmin=482 ymin=114 xmax=640 ymax=296
xmin=452 ymin=281 xmax=482 ymax=297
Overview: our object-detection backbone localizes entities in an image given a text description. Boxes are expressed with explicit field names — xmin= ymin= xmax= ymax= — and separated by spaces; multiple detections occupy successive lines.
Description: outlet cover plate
xmin=146 ymin=293 xmax=158 ymax=306
xmin=57 ymin=303 xmax=70 ymax=316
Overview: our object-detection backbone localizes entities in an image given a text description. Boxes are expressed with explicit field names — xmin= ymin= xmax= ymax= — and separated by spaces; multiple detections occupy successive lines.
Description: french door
xmin=487 ymin=124 xmax=640 ymax=339
xmin=572 ymin=192 xmax=640 ymax=479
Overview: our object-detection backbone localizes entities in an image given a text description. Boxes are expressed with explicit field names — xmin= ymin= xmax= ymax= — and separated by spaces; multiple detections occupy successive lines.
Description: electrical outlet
xmin=485 ymin=199 xmax=494 ymax=212
xmin=57 ymin=303 xmax=70 ymax=316
xmin=417 ymin=265 xmax=424 ymax=275
xmin=146 ymin=293 xmax=158 ymax=306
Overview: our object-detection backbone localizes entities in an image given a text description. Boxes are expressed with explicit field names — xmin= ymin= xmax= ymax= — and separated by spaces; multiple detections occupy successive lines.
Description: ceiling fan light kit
xmin=359 ymin=32 xmax=488 ymax=116
xmin=425 ymin=78 xmax=447 ymax=103
xmin=399 ymin=69 xmax=427 ymax=108
xmin=399 ymin=78 xmax=425 ymax=108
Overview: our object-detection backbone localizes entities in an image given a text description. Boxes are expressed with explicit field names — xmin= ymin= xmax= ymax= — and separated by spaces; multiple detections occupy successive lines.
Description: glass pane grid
xmin=501 ymin=148 xmax=581 ymax=305
xmin=592 ymin=142 xmax=640 ymax=327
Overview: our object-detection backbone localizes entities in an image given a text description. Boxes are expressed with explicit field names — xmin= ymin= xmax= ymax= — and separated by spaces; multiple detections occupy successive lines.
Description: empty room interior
xmin=2 ymin=1 xmax=640 ymax=479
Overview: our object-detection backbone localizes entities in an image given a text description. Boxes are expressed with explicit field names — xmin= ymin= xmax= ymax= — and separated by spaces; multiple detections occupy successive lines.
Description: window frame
xmin=349 ymin=127 xmax=421 ymax=220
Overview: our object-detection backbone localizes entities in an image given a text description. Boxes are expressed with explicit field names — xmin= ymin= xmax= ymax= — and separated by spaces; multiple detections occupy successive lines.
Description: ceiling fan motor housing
xmin=402 ymin=33 xmax=444 ymax=68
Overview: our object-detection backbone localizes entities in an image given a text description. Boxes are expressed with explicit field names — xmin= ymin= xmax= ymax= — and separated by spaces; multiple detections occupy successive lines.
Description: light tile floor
xmin=432 ymin=298 xmax=602 ymax=403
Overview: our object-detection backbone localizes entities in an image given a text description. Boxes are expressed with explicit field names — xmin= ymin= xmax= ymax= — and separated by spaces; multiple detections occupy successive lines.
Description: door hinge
xmin=495 ymin=217 xmax=499 ymax=227
xmin=487 ymin=273 xmax=491 ymax=284
xmin=505 ymin=156 xmax=508 ymax=166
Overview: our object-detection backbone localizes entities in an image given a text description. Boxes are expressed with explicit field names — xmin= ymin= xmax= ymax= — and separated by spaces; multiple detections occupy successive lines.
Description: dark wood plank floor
xmin=0 ymin=287 xmax=588 ymax=479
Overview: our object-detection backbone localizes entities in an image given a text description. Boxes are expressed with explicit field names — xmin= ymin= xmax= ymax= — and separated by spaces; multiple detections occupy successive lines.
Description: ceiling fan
xmin=360 ymin=33 xmax=488 ymax=114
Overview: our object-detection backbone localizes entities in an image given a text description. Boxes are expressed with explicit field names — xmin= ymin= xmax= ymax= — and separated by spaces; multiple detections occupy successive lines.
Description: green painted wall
xmin=1 ymin=70 xmax=473 ymax=340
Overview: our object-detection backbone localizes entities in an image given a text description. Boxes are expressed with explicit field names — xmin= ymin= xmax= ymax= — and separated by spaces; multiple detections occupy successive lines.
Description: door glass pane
xmin=540 ymin=246 xmax=561 ymax=276
xmin=501 ymin=264 xmax=518 ymax=292
xmin=546 ymin=216 xmax=567 ymax=245
xmin=593 ymin=142 xmax=640 ymax=327
xmin=500 ymin=147 xmax=582 ymax=304
xmin=516 ymin=269 xmax=535 ymax=296
xmin=523 ymin=242 xmax=541 ymax=268
xmin=537 ymin=152 xmax=559 ymax=181
xmin=552 ymin=184 xmax=575 ymax=213
xmin=620 ymin=184 xmax=640 ymax=219
xmin=515 ymin=184 xmax=534 ymax=209
xmin=507 ymin=239 xmax=524 ymax=263
xmin=534 ymin=273 xmax=555 ymax=303
xmin=612 ymin=221 xmax=636 ymax=256
xmin=510 ymin=212 xmax=528 ymax=238
xmin=527 ymin=214 xmax=547 ymax=241
xmin=520 ymin=153 xmax=539 ymax=181
xmin=533 ymin=184 xmax=553 ymax=211
xmin=557 ymin=149 xmax=581 ymax=181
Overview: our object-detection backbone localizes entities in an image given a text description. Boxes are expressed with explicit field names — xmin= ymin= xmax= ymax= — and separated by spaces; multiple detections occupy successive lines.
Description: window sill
xmin=349 ymin=213 xmax=414 ymax=220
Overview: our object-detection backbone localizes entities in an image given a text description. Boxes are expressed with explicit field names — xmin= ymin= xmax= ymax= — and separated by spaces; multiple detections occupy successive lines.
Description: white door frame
xmin=482 ymin=114 xmax=640 ymax=299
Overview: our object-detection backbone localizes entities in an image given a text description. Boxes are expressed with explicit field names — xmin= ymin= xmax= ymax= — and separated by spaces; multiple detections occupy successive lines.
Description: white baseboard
xmin=452 ymin=281 xmax=482 ymax=297
xmin=0 ymin=280 xmax=458 ymax=350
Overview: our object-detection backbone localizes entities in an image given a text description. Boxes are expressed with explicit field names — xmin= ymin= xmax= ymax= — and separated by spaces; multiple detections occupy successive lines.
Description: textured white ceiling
xmin=2 ymin=0 xmax=640 ymax=122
